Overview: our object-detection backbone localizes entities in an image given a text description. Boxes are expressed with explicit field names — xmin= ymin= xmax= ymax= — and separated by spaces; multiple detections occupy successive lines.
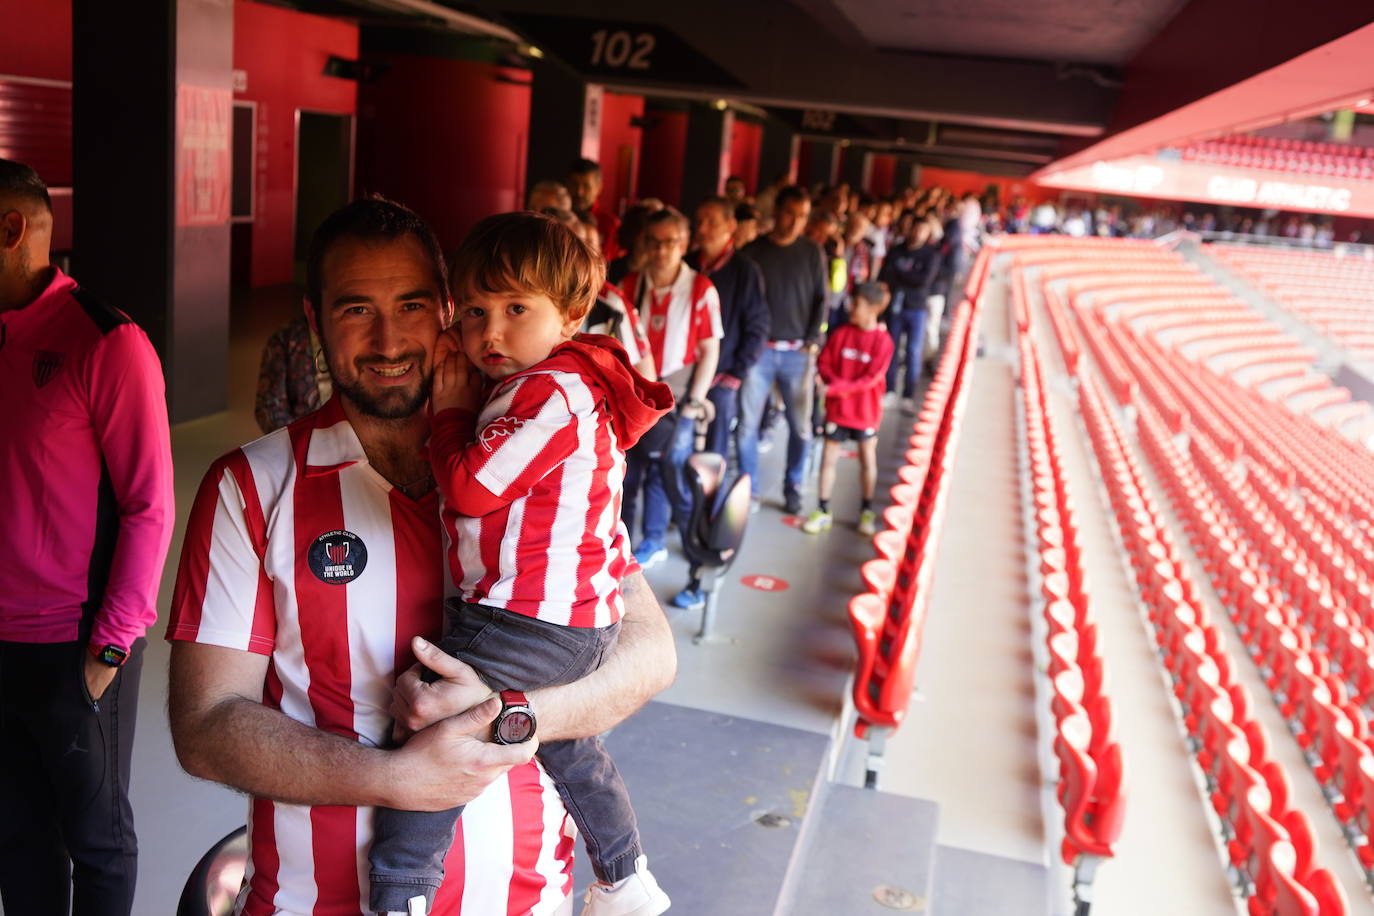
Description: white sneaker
xmin=582 ymin=856 xmax=670 ymax=916
xmin=882 ymin=391 xmax=898 ymax=407
xmin=381 ymin=895 xmax=428 ymax=916
xmin=900 ymin=397 xmax=917 ymax=414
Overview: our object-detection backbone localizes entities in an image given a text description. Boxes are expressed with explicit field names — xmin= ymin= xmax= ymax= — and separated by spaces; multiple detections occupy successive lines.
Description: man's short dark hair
xmin=0 ymin=158 xmax=52 ymax=214
xmin=643 ymin=206 xmax=689 ymax=237
xmin=569 ymin=157 xmax=602 ymax=177
xmin=696 ymin=196 xmax=734 ymax=220
xmin=735 ymin=203 xmax=760 ymax=222
xmin=305 ymin=195 xmax=448 ymax=318
xmin=775 ymin=185 xmax=808 ymax=210
xmin=725 ymin=175 xmax=744 ymax=185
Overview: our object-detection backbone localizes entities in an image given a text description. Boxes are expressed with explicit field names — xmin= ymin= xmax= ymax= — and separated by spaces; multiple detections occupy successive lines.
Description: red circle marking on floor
xmin=742 ymin=574 xmax=791 ymax=591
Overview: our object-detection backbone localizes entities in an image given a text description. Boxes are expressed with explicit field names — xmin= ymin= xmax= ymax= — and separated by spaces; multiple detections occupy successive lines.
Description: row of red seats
xmin=1180 ymin=137 xmax=1374 ymax=180
xmin=847 ymin=248 xmax=991 ymax=751
xmin=1075 ymin=361 xmax=1344 ymax=916
xmin=1014 ymin=271 xmax=1125 ymax=910
xmin=1208 ymin=245 xmax=1374 ymax=364
xmin=1020 ymin=237 xmax=1358 ymax=911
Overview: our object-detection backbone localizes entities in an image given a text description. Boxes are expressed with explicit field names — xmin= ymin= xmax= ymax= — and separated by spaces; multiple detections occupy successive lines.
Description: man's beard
xmin=329 ymin=351 xmax=432 ymax=420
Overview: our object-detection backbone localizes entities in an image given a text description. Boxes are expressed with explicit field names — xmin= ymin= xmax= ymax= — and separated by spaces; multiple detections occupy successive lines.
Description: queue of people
xmin=5 ymin=144 xmax=990 ymax=916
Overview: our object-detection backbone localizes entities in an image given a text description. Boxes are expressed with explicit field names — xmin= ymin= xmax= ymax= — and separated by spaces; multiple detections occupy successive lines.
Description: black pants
xmin=0 ymin=638 xmax=143 ymax=916
xmin=370 ymin=602 xmax=637 ymax=913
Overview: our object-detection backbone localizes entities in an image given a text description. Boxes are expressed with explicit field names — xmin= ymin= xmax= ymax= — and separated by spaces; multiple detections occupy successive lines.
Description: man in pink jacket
xmin=0 ymin=158 xmax=174 ymax=915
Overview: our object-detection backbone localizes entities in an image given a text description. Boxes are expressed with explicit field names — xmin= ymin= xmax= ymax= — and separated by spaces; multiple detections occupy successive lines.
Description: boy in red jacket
xmin=368 ymin=212 xmax=675 ymax=916
xmin=803 ymin=282 xmax=894 ymax=537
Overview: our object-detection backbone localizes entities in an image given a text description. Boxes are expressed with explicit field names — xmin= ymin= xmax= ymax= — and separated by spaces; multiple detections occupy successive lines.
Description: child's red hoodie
xmin=817 ymin=323 xmax=894 ymax=430
xmin=429 ymin=335 xmax=673 ymax=627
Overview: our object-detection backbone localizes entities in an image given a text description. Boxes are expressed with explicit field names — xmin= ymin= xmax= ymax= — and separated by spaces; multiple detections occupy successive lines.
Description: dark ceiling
xmin=265 ymin=0 xmax=1374 ymax=178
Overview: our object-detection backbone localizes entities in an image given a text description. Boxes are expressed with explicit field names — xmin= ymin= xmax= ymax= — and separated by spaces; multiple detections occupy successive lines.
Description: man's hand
xmin=682 ymin=399 xmax=715 ymax=423
xmin=431 ymin=348 xmax=483 ymax=414
xmin=386 ymin=698 xmax=537 ymax=811
xmin=83 ymin=653 xmax=117 ymax=702
xmin=390 ymin=637 xmax=495 ymax=740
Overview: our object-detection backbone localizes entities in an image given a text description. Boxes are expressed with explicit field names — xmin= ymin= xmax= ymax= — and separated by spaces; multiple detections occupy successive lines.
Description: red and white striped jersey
xmin=583 ymin=282 xmax=650 ymax=367
xmin=622 ymin=264 xmax=723 ymax=379
xmin=167 ymin=398 xmax=573 ymax=916
xmin=430 ymin=366 xmax=635 ymax=629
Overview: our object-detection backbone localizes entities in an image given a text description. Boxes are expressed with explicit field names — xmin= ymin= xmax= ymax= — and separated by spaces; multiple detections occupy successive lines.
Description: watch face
xmin=99 ymin=646 xmax=127 ymax=667
xmin=495 ymin=709 xmax=535 ymax=744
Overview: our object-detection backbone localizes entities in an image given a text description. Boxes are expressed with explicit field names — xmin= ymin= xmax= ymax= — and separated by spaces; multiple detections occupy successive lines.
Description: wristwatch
xmin=89 ymin=643 xmax=128 ymax=668
xmin=493 ymin=690 xmax=536 ymax=744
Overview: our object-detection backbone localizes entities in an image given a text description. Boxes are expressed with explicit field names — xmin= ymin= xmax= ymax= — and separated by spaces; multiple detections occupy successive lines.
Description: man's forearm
xmin=689 ymin=343 xmax=720 ymax=404
xmin=173 ymin=690 xmax=397 ymax=808
xmin=530 ymin=571 xmax=676 ymax=741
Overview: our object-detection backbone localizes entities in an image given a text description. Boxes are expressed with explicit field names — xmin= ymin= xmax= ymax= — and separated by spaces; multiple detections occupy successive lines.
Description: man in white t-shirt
xmin=167 ymin=198 xmax=676 ymax=916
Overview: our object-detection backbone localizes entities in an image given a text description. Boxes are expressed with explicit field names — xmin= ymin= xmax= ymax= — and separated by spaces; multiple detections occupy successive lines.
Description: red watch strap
xmin=500 ymin=689 xmax=528 ymax=706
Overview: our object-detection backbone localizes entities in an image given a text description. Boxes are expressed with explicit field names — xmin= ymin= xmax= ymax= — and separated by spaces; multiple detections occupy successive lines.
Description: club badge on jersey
xmin=32 ymin=350 xmax=64 ymax=388
xmin=308 ymin=530 xmax=368 ymax=584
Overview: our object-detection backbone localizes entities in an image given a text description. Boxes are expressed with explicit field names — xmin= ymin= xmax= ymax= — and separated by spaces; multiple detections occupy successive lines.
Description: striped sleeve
xmin=430 ymin=374 xmax=580 ymax=517
xmin=697 ymin=281 xmax=724 ymax=340
xmin=167 ymin=450 xmax=277 ymax=654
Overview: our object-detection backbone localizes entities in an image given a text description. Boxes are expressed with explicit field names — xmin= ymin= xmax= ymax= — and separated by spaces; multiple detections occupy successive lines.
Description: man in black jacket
xmin=739 ymin=186 xmax=829 ymax=514
xmin=688 ymin=197 xmax=770 ymax=459
xmin=879 ymin=217 xmax=942 ymax=410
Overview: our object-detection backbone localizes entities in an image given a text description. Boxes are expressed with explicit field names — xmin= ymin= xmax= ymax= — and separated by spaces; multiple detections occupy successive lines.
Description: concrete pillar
xmin=681 ymin=103 xmax=733 ymax=211
xmin=73 ymin=0 xmax=233 ymax=422
xmin=526 ymin=58 xmax=602 ymax=192
xmin=759 ymin=120 xmax=799 ymax=187
xmin=801 ymin=139 xmax=839 ymax=190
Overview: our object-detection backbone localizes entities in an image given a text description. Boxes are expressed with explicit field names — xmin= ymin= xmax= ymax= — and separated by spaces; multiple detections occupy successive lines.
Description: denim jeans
xmin=370 ymin=602 xmax=637 ymax=912
xmin=886 ymin=301 xmax=928 ymax=399
xmin=623 ymin=412 xmax=695 ymax=544
xmin=704 ymin=382 xmax=739 ymax=458
xmin=738 ymin=347 xmax=814 ymax=498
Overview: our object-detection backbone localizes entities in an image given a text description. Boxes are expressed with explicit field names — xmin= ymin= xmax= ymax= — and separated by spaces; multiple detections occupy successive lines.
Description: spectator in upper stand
xmin=607 ymin=199 xmax=664 ymax=285
xmin=724 ymin=175 xmax=749 ymax=208
xmin=621 ymin=208 xmax=722 ymax=569
xmin=733 ymin=202 xmax=761 ymax=249
xmin=880 ymin=217 xmax=941 ymax=412
xmin=254 ymin=314 xmax=332 ymax=433
xmin=687 ymin=197 xmax=768 ymax=461
xmin=527 ymin=179 xmax=572 ymax=212
xmin=738 ymin=184 xmax=829 ymax=515
xmin=1 ymin=158 xmax=174 ymax=916
xmin=568 ymin=158 xmax=622 ymax=262
xmin=1031 ymin=200 xmax=1059 ymax=234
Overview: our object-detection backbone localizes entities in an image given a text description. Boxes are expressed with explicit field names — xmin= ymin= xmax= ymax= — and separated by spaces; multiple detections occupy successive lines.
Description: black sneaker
xmin=784 ymin=489 xmax=802 ymax=515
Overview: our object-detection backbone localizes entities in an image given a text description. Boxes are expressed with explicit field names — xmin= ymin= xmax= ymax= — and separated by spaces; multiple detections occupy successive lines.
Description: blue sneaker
xmin=671 ymin=587 xmax=706 ymax=610
xmin=633 ymin=539 xmax=668 ymax=570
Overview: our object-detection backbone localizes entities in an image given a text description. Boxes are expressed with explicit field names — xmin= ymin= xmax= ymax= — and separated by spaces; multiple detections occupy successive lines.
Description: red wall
xmin=234 ymin=0 xmax=358 ymax=287
xmin=358 ymin=55 xmax=530 ymax=252
xmin=869 ymin=154 xmax=896 ymax=196
xmin=0 ymin=0 xmax=74 ymax=248
xmin=729 ymin=120 xmax=762 ymax=194
xmin=0 ymin=0 xmax=71 ymax=81
xmin=598 ymin=92 xmax=643 ymax=218
xmin=637 ymin=109 xmax=688 ymax=207
xmin=917 ymin=167 xmax=1052 ymax=205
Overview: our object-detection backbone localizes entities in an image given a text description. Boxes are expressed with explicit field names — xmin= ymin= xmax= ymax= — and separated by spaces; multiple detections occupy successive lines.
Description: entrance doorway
xmin=294 ymin=110 xmax=353 ymax=281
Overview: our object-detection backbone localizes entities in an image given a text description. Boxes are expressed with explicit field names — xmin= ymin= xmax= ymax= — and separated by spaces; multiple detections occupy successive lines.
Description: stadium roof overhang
xmin=261 ymin=0 xmax=1374 ymax=181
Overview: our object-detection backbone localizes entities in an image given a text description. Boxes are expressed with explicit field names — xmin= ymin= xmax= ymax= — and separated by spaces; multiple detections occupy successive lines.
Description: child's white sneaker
xmin=581 ymin=856 xmax=670 ymax=916
xmin=380 ymin=895 xmax=428 ymax=916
